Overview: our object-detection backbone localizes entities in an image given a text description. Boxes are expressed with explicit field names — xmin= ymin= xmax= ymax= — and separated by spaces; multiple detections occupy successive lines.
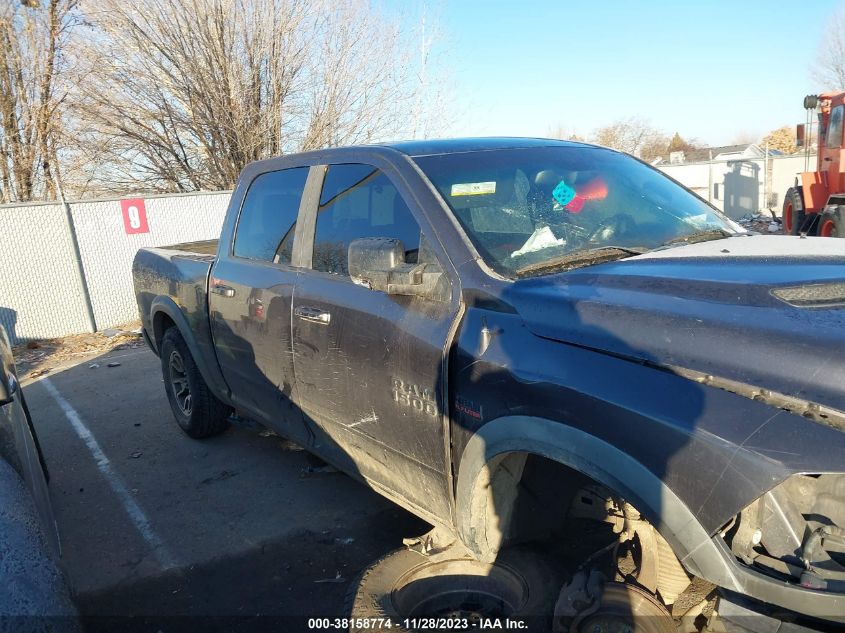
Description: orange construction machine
xmin=783 ymin=92 xmax=845 ymax=237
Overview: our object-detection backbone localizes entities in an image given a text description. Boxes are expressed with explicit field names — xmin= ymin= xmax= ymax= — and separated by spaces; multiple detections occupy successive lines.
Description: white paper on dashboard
xmin=510 ymin=226 xmax=566 ymax=258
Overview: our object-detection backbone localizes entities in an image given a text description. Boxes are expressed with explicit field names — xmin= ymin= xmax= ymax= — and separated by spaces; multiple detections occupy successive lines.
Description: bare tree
xmin=547 ymin=124 xmax=584 ymax=142
xmin=730 ymin=130 xmax=758 ymax=145
xmin=812 ymin=5 xmax=845 ymax=90
xmin=638 ymin=135 xmax=671 ymax=163
xmin=0 ymin=0 xmax=79 ymax=203
xmin=592 ymin=117 xmax=668 ymax=161
xmin=72 ymin=0 xmax=445 ymax=194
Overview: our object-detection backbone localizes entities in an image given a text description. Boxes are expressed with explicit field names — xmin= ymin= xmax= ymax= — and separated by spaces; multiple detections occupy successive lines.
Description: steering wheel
xmin=586 ymin=213 xmax=637 ymax=244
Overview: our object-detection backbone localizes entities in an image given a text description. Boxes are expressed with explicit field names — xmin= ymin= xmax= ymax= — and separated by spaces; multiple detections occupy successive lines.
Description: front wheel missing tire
xmin=560 ymin=582 xmax=674 ymax=633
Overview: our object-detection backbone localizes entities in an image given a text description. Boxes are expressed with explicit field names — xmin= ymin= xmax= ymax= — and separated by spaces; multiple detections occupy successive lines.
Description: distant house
xmin=657 ymin=144 xmax=783 ymax=165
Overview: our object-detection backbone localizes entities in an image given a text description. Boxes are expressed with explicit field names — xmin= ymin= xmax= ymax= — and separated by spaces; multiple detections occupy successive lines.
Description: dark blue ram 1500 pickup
xmin=133 ymin=138 xmax=845 ymax=632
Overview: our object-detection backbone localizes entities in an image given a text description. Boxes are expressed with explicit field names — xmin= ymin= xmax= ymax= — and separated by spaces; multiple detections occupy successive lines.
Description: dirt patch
xmin=13 ymin=321 xmax=146 ymax=379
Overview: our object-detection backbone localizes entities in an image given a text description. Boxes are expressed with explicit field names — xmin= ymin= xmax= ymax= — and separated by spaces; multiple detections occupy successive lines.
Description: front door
xmin=291 ymin=163 xmax=458 ymax=523
xmin=209 ymin=166 xmax=309 ymax=441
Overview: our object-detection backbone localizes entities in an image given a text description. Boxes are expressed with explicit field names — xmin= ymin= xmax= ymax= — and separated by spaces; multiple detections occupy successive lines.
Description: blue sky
xmin=409 ymin=0 xmax=841 ymax=146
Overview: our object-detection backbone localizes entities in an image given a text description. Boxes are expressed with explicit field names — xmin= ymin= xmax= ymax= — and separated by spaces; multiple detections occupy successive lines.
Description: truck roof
xmin=242 ymin=137 xmax=596 ymax=173
xmin=380 ymin=136 xmax=586 ymax=156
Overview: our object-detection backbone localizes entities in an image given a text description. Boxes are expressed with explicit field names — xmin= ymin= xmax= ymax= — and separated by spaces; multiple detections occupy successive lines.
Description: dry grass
xmin=13 ymin=321 xmax=145 ymax=379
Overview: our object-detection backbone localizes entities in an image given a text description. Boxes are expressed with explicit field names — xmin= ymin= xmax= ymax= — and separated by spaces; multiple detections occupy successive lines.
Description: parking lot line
xmin=42 ymin=377 xmax=178 ymax=570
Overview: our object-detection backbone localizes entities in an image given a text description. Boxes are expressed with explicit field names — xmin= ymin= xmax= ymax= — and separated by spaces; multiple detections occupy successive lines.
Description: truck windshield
xmin=414 ymin=146 xmax=742 ymax=278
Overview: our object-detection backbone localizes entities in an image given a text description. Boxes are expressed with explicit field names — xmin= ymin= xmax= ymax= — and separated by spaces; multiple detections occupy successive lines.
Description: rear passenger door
xmin=292 ymin=163 xmax=458 ymax=523
xmin=209 ymin=167 xmax=309 ymax=441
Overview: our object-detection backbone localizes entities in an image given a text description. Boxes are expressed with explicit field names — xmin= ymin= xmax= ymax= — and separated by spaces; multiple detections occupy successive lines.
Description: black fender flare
xmin=455 ymin=415 xmax=745 ymax=591
xmin=149 ymin=297 xmax=232 ymax=404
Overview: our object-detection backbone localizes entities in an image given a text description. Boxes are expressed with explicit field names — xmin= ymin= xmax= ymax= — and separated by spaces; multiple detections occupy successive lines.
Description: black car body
xmin=133 ymin=139 xmax=845 ymax=629
xmin=0 ymin=325 xmax=77 ymax=624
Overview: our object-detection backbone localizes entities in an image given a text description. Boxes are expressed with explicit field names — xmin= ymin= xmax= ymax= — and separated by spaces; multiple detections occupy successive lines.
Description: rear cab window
xmin=234 ymin=167 xmax=309 ymax=263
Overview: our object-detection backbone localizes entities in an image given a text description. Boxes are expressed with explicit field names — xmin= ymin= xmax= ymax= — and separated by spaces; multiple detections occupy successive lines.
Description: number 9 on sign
xmin=127 ymin=205 xmax=141 ymax=229
xmin=120 ymin=198 xmax=149 ymax=234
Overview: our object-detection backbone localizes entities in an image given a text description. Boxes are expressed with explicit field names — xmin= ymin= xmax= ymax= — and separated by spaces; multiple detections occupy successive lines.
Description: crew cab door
xmin=209 ymin=166 xmax=310 ymax=442
xmin=291 ymin=162 xmax=458 ymax=523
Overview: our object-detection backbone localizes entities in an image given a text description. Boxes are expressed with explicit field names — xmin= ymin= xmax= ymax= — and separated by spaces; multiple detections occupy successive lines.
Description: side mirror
xmin=0 ymin=369 xmax=18 ymax=406
xmin=797 ymin=123 xmax=805 ymax=148
xmin=348 ymin=237 xmax=445 ymax=300
xmin=0 ymin=326 xmax=16 ymax=405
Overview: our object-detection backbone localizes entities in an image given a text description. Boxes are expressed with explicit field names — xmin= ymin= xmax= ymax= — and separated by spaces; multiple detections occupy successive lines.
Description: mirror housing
xmin=0 ymin=369 xmax=17 ymax=406
xmin=348 ymin=238 xmax=445 ymax=300
xmin=0 ymin=326 xmax=15 ymax=405
xmin=348 ymin=237 xmax=406 ymax=280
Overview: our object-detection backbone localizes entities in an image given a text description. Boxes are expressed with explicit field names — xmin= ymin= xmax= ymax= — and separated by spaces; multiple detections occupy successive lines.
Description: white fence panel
xmin=0 ymin=191 xmax=231 ymax=345
xmin=71 ymin=192 xmax=230 ymax=331
xmin=0 ymin=204 xmax=91 ymax=343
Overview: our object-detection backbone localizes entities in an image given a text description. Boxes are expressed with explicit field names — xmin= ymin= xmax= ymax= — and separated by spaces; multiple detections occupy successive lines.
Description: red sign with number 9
xmin=120 ymin=198 xmax=149 ymax=234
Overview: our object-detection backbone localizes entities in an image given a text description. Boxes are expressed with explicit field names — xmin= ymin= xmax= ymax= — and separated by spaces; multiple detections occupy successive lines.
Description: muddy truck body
xmin=134 ymin=139 xmax=845 ymax=631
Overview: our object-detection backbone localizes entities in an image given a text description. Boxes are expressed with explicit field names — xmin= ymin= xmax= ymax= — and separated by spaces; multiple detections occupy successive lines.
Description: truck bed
xmin=132 ymin=243 xmax=218 ymax=369
xmin=162 ymin=239 xmax=219 ymax=256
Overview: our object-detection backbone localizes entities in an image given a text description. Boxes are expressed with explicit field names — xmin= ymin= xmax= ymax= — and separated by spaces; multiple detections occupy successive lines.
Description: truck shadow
xmin=76 ymin=507 xmax=425 ymax=633
xmin=22 ymin=339 xmax=427 ymax=633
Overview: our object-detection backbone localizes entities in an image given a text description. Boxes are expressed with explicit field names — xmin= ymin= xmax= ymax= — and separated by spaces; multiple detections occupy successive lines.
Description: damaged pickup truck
xmin=133 ymin=138 xmax=845 ymax=632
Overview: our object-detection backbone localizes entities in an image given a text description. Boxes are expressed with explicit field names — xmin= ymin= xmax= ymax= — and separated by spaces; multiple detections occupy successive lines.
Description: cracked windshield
xmin=416 ymin=147 xmax=743 ymax=277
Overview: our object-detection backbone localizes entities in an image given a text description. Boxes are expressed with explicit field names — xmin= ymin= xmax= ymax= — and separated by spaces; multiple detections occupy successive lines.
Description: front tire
xmin=160 ymin=328 xmax=231 ymax=438
xmin=347 ymin=546 xmax=565 ymax=633
xmin=818 ymin=208 xmax=843 ymax=237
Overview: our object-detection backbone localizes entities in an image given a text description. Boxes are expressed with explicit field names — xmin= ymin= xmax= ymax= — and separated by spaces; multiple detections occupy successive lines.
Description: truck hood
xmin=508 ymin=235 xmax=845 ymax=413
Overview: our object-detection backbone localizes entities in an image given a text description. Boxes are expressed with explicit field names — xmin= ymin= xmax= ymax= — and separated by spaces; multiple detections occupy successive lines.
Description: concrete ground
xmin=22 ymin=346 xmax=427 ymax=632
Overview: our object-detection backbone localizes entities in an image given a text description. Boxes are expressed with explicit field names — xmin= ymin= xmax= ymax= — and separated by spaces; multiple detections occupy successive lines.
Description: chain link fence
xmin=0 ymin=191 xmax=231 ymax=345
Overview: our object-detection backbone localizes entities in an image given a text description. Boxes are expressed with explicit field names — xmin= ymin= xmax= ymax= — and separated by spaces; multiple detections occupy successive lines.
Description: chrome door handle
xmin=295 ymin=306 xmax=331 ymax=325
xmin=211 ymin=284 xmax=235 ymax=298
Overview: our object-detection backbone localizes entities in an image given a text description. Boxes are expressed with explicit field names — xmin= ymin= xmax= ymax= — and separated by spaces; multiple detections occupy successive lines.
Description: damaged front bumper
xmin=715 ymin=473 xmax=845 ymax=628
xmin=716 ymin=590 xmax=842 ymax=633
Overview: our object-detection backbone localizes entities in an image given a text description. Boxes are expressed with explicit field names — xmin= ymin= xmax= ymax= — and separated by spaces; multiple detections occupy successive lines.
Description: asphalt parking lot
xmin=22 ymin=346 xmax=427 ymax=632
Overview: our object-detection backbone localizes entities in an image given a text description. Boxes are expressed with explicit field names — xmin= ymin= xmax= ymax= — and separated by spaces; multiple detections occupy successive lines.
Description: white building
xmin=654 ymin=144 xmax=815 ymax=220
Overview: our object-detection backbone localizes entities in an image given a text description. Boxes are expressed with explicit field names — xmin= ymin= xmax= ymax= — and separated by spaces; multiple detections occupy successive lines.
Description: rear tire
xmin=783 ymin=187 xmax=806 ymax=235
xmin=160 ymin=328 xmax=231 ymax=438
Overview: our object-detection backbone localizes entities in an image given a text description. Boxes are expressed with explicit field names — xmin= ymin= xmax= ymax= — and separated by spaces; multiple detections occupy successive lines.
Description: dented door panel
xmin=292 ymin=271 xmax=457 ymax=522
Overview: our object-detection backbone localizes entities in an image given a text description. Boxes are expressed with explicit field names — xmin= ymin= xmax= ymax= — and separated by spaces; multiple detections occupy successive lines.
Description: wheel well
xmin=476 ymin=452 xmax=667 ymax=555
xmin=478 ymin=453 xmax=593 ymax=547
xmin=472 ymin=453 xmax=706 ymax=611
xmin=152 ymin=312 xmax=176 ymax=350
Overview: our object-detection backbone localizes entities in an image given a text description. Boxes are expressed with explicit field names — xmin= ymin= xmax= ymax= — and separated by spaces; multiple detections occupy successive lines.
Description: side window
xmin=234 ymin=167 xmax=309 ymax=262
xmin=313 ymin=164 xmax=421 ymax=276
xmin=827 ymin=105 xmax=844 ymax=149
